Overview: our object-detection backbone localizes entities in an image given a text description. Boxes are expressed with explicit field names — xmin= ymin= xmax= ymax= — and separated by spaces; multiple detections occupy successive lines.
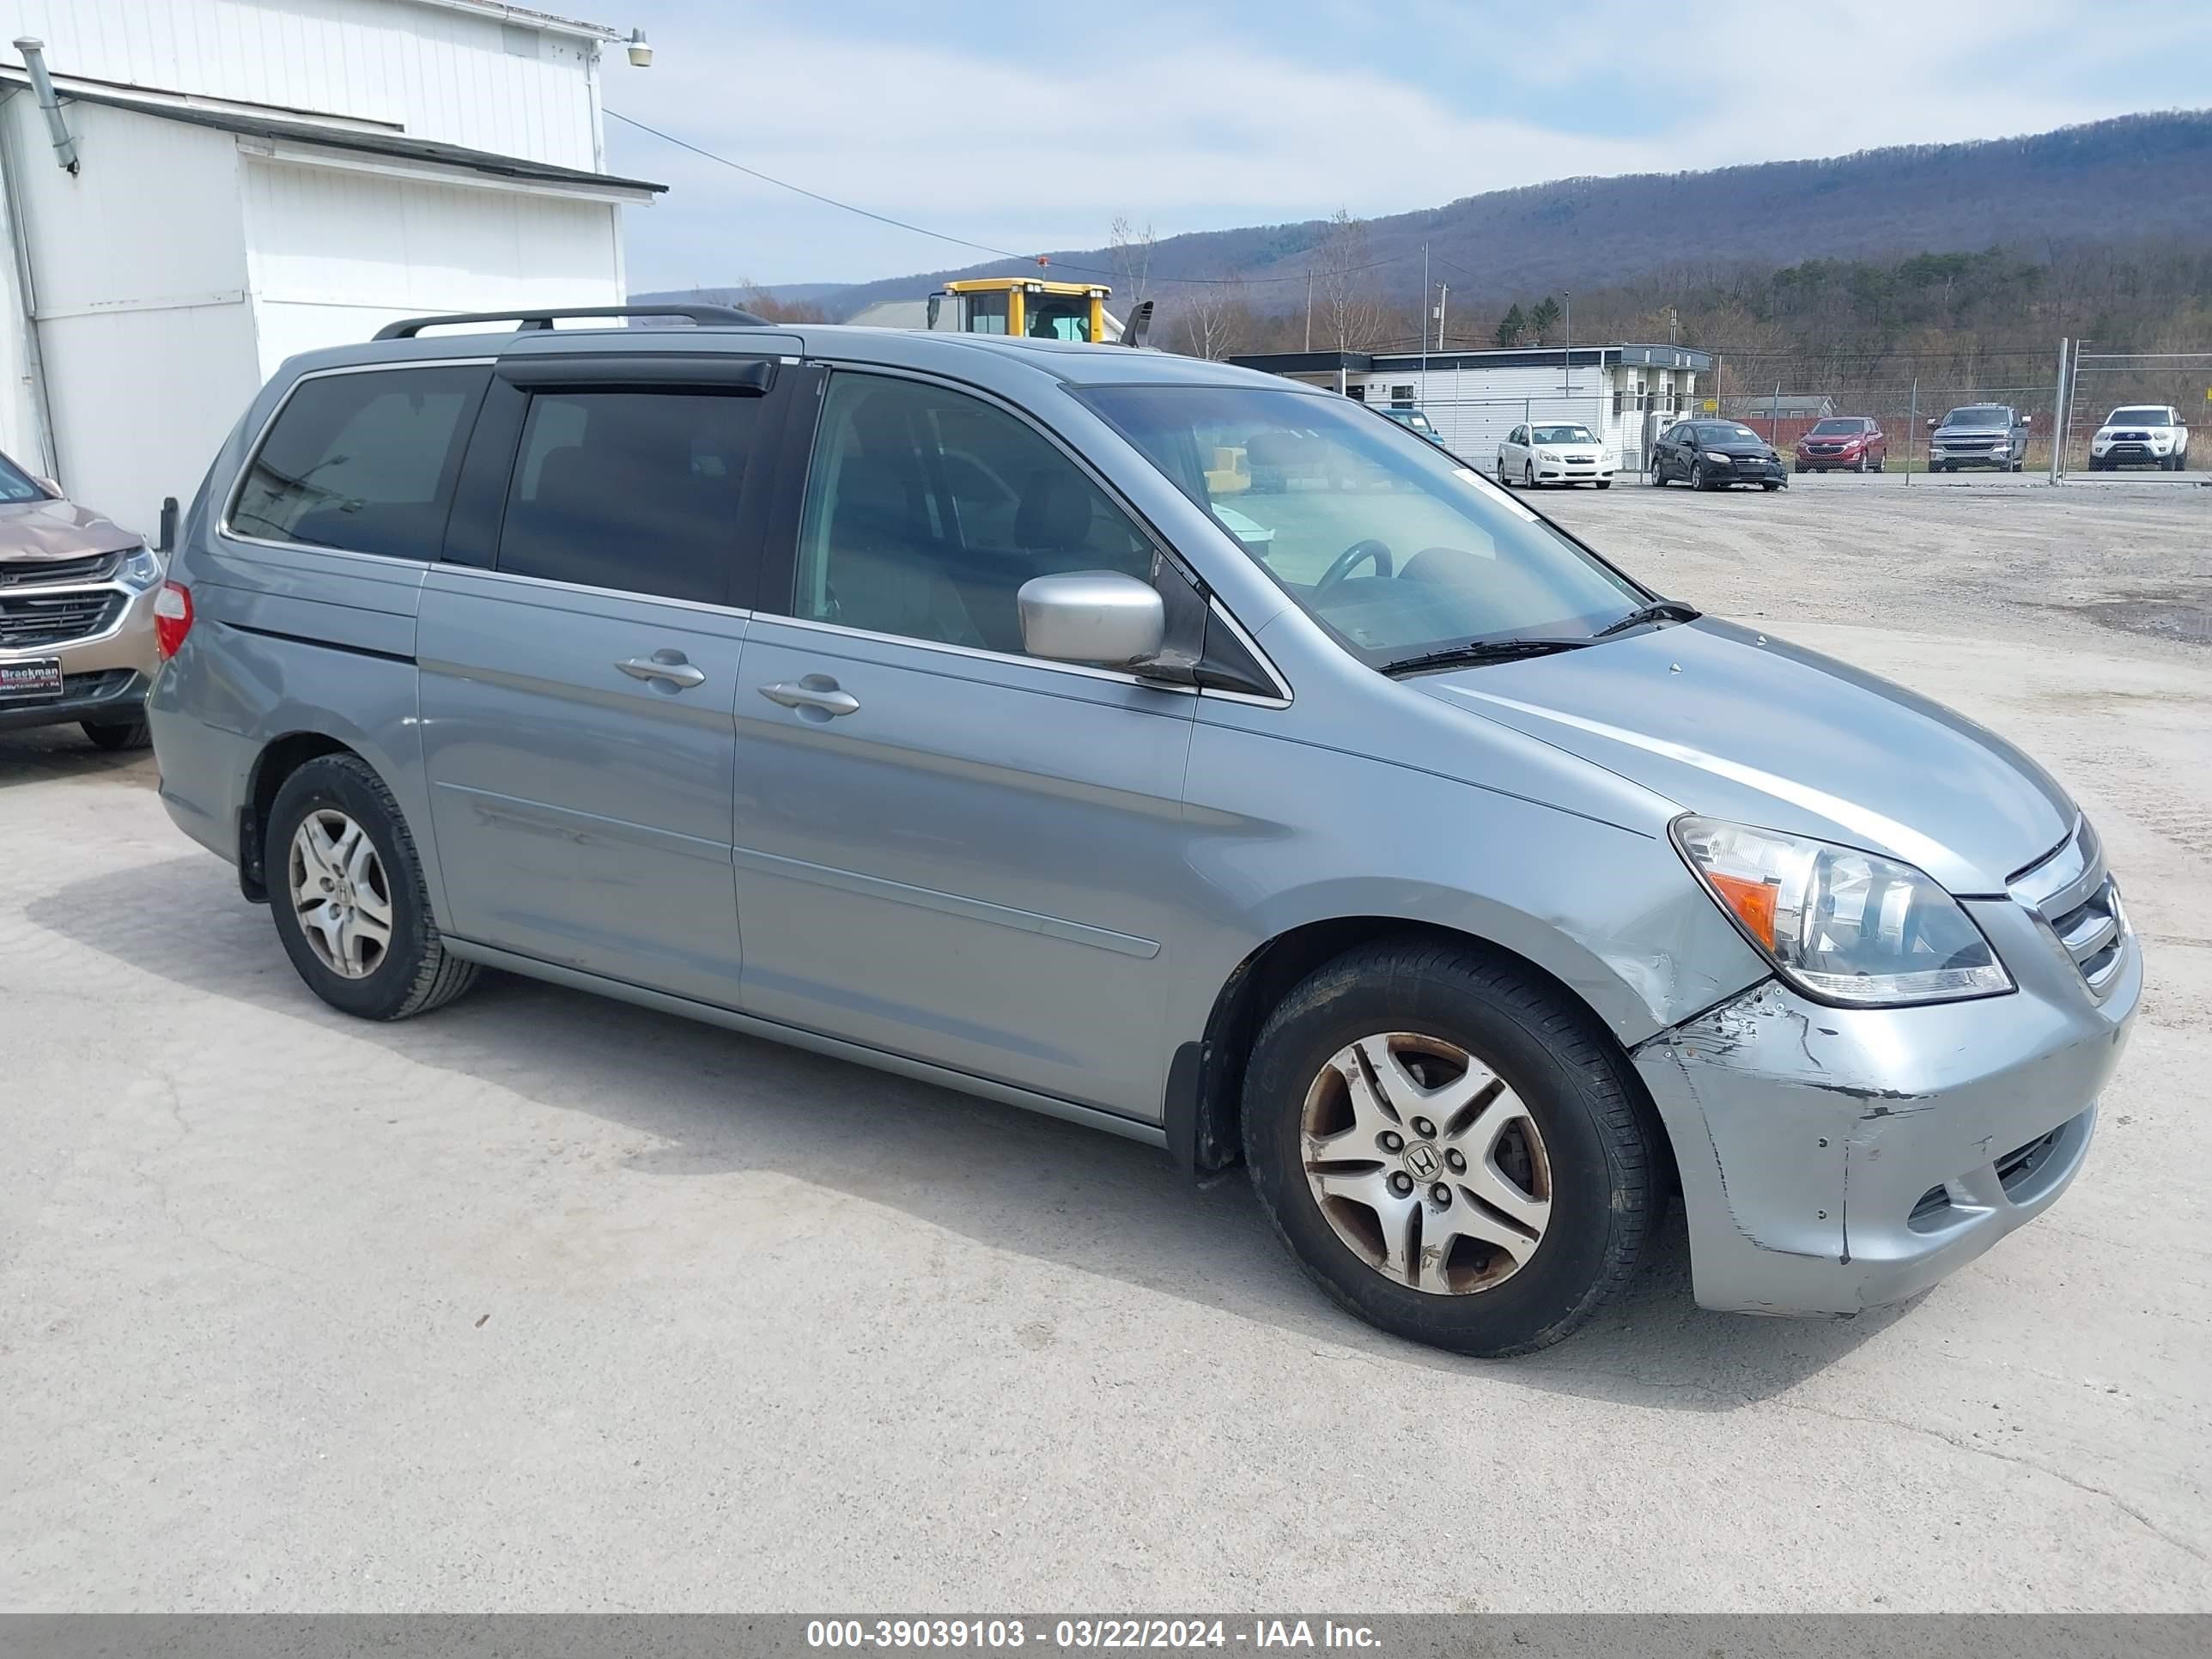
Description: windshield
xmin=1695 ymin=422 xmax=1764 ymax=446
xmin=1943 ymin=406 xmax=2010 ymax=427
xmin=1808 ymin=419 xmax=1864 ymax=436
xmin=0 ymin=450 xmax=46 ymax=503
xmin=2108 ymin=407 xmax=2170 ymax=426
xmin=1026 ymin=295 xmax=1095 ymax=342
xmin=1531 ymin=425 xmax=1595 ymax=445
xmin=1079 ymin=384 xmax=1645 ymax=666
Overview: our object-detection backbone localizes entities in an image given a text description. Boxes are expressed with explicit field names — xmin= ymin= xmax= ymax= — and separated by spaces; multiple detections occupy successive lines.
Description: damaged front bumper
xmin=1632 ymin=892 xmax=2141 ymax=1317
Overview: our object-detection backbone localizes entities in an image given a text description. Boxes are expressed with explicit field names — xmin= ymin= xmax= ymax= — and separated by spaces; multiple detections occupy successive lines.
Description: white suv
xmin=2088 ymin=405 xmax=2191 ymax=471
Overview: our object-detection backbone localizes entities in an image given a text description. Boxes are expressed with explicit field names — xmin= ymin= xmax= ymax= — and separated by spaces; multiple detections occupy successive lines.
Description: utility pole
xmin=1419 ymin=242 xmax=1430 ymax=387
xmin=1304 ymin=270 xmax=1313 ymax=353
xmin=1435 ymin=285 xmax=1449 ymax=351
xmin=1562 ymin=289 xmax=1572 ymax=398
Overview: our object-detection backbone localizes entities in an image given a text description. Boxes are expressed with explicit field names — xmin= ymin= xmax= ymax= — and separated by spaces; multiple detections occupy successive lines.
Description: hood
xmin=1412 ymin=617 xmax=2072 ymax=894
xmin=0 ymin=495 xmax=140 ymax=562
xmin=1937 ymin=423 xmax=2010 ymax=437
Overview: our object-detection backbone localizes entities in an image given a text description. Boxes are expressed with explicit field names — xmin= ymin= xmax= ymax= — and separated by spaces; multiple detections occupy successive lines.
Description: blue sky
xmin=600 ymin=1 xmax=2212 ymax=293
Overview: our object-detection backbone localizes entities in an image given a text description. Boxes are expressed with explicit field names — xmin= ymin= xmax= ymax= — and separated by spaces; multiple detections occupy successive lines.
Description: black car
xmin=1650 ymin=421 xmax=1787 ymax=491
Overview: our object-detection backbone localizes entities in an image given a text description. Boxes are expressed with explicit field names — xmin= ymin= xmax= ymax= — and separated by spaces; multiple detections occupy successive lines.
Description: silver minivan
xmin=148 ymin=307 xmax=2140 ymax=1356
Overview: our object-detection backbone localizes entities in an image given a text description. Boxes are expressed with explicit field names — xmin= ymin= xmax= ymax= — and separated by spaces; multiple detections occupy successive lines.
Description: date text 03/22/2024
xmin=805 ymin=1620 xmax=1382 ymax=1650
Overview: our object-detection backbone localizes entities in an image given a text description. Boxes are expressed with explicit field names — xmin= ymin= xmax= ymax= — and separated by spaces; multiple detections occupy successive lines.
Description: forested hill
xmin=642 ymin=110 xmax=2212 ymax=322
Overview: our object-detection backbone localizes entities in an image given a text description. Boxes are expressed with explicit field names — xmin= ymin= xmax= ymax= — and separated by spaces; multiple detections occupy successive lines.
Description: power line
xmin=605 ymin=108 xmax=1413 ymax=289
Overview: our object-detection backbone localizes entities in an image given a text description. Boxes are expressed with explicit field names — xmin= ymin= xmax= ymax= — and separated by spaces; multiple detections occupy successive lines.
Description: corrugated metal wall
xmin=0 ymin=2 xmax=627 ymax=527
xmin=244 ymin=157 xmax=621 ymax=372
xmin=8 ymin=0 xmax=604 ymax=168
xmin=3 ymin=100 xmax=264 ymax=533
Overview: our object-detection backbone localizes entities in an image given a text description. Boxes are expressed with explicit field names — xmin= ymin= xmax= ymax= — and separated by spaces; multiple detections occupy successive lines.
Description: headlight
xmin=117 ymin=544 xmax=165 ymax=590
xmin=1537 ymin=450 xmax=1562 ymax=462
xmin=1673 ymin=817 xmax=2013 ymax=1006
xmin=1703 ymin=451 xmax=1734 ymax=464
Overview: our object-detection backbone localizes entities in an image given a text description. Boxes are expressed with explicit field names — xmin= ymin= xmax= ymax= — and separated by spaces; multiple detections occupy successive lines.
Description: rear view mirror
xmin=1018 ymin=572 xmax=1165 ymax=668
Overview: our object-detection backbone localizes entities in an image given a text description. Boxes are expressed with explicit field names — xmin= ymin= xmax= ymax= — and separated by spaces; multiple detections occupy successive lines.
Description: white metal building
xmin=1230 ymin=344 xmax=1715 ymax=472
xmin=0 ymin=0 xmax=661 ymax=535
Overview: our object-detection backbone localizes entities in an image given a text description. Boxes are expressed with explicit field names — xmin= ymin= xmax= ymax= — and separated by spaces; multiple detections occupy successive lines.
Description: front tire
xmin=265 ymin=753 xmax=479 ymax=1022
xmin=1595 ymin=479 xmax=1611 ymax=489
xmin=1523 ymin=461 xmax=1536 ymax=489
xmin=1242 ymin=940 xmax=1661 ymax=1357
xmin=82 ymin=716 xmax=151 ymax=751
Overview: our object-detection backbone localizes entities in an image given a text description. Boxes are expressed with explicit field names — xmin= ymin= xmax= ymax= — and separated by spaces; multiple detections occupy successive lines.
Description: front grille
xmin=62 ymin=667 xmax=135 ymax=697
xmin=0 ymin=550 xmax=119 ymax=589
xmin=1996 ymin=1129 xmax=2061 ymax=1192
xmin=0 ymin=589 xmax=119 ymax=647
xmin=2048 ymin=878 xmax=2125 ymax=993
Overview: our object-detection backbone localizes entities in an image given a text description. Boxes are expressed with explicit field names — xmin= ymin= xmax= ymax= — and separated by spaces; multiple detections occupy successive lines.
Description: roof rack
xmin=373 ymin=303 xmax=769 ymax=340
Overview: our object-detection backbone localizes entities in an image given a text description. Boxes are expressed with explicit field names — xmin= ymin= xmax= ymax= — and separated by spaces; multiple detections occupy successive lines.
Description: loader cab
xmin=928 ymin=278 xmax=1112 ymax=343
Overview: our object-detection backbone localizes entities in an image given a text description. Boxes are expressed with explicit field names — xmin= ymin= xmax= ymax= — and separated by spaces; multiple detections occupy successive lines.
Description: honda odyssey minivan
xmin=147 ymin=307 xmax=2140 ymax=1356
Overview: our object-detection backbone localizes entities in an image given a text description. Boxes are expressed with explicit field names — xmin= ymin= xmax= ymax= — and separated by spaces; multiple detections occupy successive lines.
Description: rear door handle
xmin=759 ymin=678 xmax=860 ymax=717
xmin=617 ymin=650 xmax=707 ymax=690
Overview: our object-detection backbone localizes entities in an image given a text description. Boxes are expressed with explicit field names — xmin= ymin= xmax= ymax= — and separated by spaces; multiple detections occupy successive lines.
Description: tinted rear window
xmin=230 ymin=366 xmax=488 ymax=557
xmin=496 ymin=390 xmax=763 ymax=605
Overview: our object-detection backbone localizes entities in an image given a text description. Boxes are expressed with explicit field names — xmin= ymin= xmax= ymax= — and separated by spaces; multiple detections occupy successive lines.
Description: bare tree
xmin=1179 ymin=271 xmax=1249 ymax=361
xmin=1316 ymin=209 xmax=1384 ymax=352
xmin=1110 ymin=216 xmax=1158 ymax=307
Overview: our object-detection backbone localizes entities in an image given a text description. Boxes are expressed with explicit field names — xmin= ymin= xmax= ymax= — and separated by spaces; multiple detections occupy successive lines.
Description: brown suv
xmin=0 ymin=449 xmax=164 ymax=750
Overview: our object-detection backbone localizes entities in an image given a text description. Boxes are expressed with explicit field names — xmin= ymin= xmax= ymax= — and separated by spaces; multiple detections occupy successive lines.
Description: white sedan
xmin=1497 ymin=422 xmax=1613 ymax=488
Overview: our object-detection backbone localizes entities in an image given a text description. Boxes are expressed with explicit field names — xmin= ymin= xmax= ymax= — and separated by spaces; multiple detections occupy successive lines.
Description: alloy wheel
xmin=1301 ymin=1031 xmax=1552 ymax=1295
xmin=289 ymin=809 xmax=394 ymax=979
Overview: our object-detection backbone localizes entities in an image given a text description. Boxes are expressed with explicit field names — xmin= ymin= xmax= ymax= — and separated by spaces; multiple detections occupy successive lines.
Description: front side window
xmin=231 ymin=366 xmax=487 ymax=556
xmin=0 ymin=448 xmax=46 ymax=503
xmin=793 ymin=374 xmax=1154 ymax=654
xmin=1081 ymin=384 xmax=1644 ymax=668
xmin=497 ymin=389 xmax=762 ymax=604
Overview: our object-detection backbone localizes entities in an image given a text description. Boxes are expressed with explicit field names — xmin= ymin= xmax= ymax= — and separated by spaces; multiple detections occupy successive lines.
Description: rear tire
xmin=265 ymin=753 xmax=479 ymax=1022
xmin=1243 ymin=939 xmax=1661 ymax=1358
xmin=82 ymin=716 xmax=151 ymax=751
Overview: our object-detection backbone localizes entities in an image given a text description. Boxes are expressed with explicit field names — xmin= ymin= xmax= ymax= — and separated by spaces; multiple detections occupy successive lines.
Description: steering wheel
xmin=1314 ymin=538 xmax=1393 ymax=597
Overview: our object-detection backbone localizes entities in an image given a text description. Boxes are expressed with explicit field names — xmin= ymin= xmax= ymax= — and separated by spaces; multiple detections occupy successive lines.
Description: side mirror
xmin=1925 ymin=418 xmax=1939 ymax=430
xmin=1018 ymin=571 xmax=1165 ymax=668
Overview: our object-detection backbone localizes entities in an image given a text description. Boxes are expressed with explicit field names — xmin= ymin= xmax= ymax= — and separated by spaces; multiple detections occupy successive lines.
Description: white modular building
xmin=1230 ymin=345 xmax=1714 ymax=474
xmin=0 ymin=0 xmax=662 ymax=536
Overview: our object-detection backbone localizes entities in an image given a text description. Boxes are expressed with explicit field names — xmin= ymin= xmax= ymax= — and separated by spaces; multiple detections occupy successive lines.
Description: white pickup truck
xmin=2088 ymin=404 xmax=2192 ymax=471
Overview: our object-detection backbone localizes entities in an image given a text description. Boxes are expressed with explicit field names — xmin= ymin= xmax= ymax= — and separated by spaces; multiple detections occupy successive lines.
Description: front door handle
xmin=759 ymin=677 xmax=860 ymax=717
xmin=617 ymin=650 xmax=707 ymax=690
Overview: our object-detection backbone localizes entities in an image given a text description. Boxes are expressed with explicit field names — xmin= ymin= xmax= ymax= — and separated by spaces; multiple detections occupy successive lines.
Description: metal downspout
xmin=0 ymin=88 xmax=61 ymax=480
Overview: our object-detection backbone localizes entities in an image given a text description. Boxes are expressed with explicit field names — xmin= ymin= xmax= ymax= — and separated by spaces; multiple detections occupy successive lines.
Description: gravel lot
xmin=3 ymin=477 xmax=2208 ymax=1613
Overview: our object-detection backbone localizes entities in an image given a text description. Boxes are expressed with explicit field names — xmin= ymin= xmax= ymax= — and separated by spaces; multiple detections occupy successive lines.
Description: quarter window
xmin=791 ymin=374 xmax=1154 ymax=655
xmin=230 ymin=366 xmax=487 ymax=557
xmin=496 ymin=389 xmax=763 ymax=604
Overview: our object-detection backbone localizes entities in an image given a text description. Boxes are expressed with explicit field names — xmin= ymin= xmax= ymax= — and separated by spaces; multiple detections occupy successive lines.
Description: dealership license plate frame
xmin=0 ymin=658 xmax=65 ymax=701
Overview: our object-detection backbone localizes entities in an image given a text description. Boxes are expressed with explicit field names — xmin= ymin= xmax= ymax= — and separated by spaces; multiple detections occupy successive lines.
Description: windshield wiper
xmin=1380 ymin=638 xmax=1592 ymax=677
xmin=1593 ymin=598 xmax=1700 ymax=639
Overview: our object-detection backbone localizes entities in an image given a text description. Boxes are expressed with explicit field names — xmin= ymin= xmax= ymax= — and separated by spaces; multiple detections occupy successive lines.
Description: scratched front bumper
xmin=1632 ymin=899 xmax=2141 ymax=1317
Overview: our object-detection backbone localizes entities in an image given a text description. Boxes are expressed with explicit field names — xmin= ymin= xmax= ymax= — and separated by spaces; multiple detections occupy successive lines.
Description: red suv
xmin=1795 ymin=416 xmax=1887 ymax=473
